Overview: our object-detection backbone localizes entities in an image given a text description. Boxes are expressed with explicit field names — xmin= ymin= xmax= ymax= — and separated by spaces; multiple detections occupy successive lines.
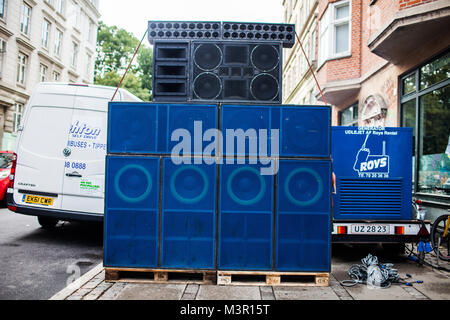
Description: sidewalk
xmin=50 ymin=253 xmax=450 ymax=300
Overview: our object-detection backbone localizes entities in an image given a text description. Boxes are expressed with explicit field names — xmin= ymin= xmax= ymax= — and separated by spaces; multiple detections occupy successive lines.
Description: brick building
xmin=0 ymin=0 xmax=100 ymax=150
xmin=283 ymin=0 xmax=449 ymax=213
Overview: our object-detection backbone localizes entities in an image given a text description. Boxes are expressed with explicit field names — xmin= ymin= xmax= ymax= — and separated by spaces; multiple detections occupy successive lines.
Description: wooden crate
xmin=217 ymin=271 xmax=329 ymax=287
xmin=104 ymin=268 xmax=216 ymax=285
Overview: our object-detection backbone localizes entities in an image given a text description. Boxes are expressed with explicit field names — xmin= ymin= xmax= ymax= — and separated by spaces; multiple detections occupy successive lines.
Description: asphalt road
xmin=0 ymin=208 xmax=103 ymax=300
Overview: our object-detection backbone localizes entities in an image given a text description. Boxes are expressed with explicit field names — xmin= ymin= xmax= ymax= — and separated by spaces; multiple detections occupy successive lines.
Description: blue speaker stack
xmin=104 ymin=20 xmax=332 ymax=279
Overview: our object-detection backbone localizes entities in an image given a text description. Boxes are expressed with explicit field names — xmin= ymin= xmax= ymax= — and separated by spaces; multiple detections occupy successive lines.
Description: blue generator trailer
xmin=331 ymin=126 xmax=430 ymax=244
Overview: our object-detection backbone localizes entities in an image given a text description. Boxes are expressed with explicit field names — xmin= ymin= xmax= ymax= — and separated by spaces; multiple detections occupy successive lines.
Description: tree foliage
xmin=95 ymin=71 xmax=150 ymax=101
xmin=94 ymin=21 xmax=152 ymax=101
xmin=137 ymin=46 xmax=153 ymax=92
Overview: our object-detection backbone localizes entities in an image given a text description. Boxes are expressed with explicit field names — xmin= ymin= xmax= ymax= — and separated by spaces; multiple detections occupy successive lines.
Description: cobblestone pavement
xmin=51 ymin=247 xmax=450 ymax=300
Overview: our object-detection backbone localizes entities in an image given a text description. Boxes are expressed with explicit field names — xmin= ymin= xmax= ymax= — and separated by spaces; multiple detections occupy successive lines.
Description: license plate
xmin=23 ymin=195 xmax=54 ymax=206
xmin=350 ymin=224 xmax=390 ymax=234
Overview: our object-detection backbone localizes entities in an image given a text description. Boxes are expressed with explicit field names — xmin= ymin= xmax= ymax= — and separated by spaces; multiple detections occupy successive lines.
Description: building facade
xmin=0 ymin=0 xmax=100 ymax=150
xmin=283 ymin=0 xmax=449 ymax=213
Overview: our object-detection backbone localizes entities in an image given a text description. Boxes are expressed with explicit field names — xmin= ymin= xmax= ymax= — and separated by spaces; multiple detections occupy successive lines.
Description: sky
xmin=99 ymin=0 xmax=284 ymax=43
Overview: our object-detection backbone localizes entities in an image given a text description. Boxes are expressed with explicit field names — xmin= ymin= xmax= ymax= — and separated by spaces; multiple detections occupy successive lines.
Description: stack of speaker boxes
xmin=104 ymin=21 xmax=332 ymax=283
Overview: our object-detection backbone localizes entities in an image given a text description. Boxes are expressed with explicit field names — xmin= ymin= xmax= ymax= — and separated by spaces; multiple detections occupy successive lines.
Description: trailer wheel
xmin=382 ymin=243 xmax=405 ymax=255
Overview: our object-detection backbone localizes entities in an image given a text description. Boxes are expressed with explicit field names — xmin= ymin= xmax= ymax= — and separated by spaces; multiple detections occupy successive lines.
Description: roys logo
xmin=359 ymin=156 xmax=388 ymax=172
xmin=353 ymin=132 xmax=390 ymax=178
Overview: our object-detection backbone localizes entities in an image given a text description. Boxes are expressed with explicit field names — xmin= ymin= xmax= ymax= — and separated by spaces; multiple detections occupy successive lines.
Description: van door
xmin=60 ymin=87 xmax=111 ymax=214
xmin=13 ymin=86 xmax=77 ymax=210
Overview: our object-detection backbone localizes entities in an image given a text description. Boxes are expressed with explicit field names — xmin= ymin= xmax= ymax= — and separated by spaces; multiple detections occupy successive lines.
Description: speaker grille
xmin=194 ymin=43 xmax=223 ymax=70
xmin=153 ymin=42 xmax=189 ymax=102
xmin=148 ymin=21 xmax=296 ymax=48
xmin=251 ymin=45 xmax=279 ymax=72
xmin=219 ymin=163 xmax=274 ymax=270
xmin=190 ymin=41 xmax=282 ymax=103
xmin=250 ymin=74 xmax=279 ymax=101
xmin=193 ymin=73 xmax=222 ymax=100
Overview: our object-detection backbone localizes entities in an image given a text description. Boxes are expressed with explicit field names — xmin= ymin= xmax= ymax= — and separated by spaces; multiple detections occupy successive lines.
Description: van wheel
xmin=37 ymin=217 xmax=59 ymax=229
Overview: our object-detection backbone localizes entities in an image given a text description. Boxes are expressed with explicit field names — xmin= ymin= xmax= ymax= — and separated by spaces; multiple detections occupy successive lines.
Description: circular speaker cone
xmin=193 ymin=73 xmax=222 ymax=100
xmin=194 ymin=43 xmax=222 ymax=71
xmin=227 ymin=167 xmax=266 ymax=206
xmin=250 ymin=74 xmax=279 ymax=101
xmin=170 ymin=166 xmax=209 ymax=204
xmin=251 ymin=45 xmax=279 ymax=72
xmin=114 ymin=164 xmax=153 ymax=203
xmin=284 ymin=168 xmax=323 ymax=207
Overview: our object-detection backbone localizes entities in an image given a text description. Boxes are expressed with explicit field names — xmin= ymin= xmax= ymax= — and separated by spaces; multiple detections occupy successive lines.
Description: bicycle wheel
xmin=431 ymin=214 xmax=450 ymax=261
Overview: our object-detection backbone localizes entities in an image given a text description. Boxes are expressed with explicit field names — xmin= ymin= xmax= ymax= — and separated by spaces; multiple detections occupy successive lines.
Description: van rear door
xmin=13 ymin=85 xmax=77 ymax=210
xmin=60 ymin=86 xmax=111 ymax=214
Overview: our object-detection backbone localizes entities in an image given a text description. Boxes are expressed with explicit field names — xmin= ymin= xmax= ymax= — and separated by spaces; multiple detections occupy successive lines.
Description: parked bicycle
xmin=430 ymin=211 xmax=450 ymax=262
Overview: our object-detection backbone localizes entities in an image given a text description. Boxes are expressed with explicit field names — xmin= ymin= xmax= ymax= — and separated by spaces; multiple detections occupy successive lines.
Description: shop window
xmin=420 ymin=51 xmax=449 ymax=90
xmin=339 ymin=103 xmax=358 ymax=126
xmin=402 ymin=72 xmax=416 ymax=96
xmin=401 ymin=50 xmax=450 ymax=197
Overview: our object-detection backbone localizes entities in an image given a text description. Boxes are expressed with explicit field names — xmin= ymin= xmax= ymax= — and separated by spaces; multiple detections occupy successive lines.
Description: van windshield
xmin=0 ymin=154 xmax=13 ymax=169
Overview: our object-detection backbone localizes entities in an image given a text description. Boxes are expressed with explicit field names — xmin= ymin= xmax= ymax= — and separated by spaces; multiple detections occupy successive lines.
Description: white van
xmin=7 ymin=83 xmax=141 ymax=228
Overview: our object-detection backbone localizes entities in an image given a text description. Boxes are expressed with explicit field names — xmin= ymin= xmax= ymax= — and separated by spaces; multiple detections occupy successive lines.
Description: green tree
xmin=137 ymin=46 xmax=153 ymax=93
xmin=94 ymin=21 xmax=153 ymax=101
xmin=95 ymin=21 xmax=139 ymax=79
xmin=96 ymin=71 xmax=150 ymax=101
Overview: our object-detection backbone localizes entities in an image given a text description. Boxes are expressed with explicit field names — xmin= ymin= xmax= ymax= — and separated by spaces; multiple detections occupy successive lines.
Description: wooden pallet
xmin=217 ymin=271 xmax=329 ymax=287
xmin=104 ymin=268 xmax=216 ymax=285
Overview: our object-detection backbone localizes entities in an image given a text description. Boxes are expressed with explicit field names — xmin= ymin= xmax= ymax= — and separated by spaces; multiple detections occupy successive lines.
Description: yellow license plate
xmin=24 ymin=195 xmax=54 ymax=206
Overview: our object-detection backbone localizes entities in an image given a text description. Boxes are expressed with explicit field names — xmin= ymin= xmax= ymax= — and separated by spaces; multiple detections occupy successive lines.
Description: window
xmin=0 ymin=0 xmax=6 ymax=19
xmin=401 ymin=51 xmax=450 ymax=196
xmin=85 ymin=53 xmax=91 ymax=77
xmin=13 ymin=103 xmax=24 ymax=133
xmin=0 ymin=38 xmax=5 ymax=78
xmin=20 ymin=2 xmax=31 ymax=36
xmin=339 ymin=103 xmax=359 ymax=126
xmin=71 ymin=2 xmax=80 ymax=29
xmin=89 ymin=0 xmax=98 ymax=9
xmin=71 ymin=41 xmax=78 ymax=68
xmin=16 ymin=52 xmax=28 ymax=85
xmin=39 ymin=64 xmax=47 ymax=82
xmin=310 ymin=29 xmax=316 ymax=62
xmin=308 ymin=89 xmax=315 ymax=104
xmin=54 ymin=28 xmax=63 ymax=57
xmin=56 ymin=0 xmax=64 ymax=14
xmin=42 ymin=19 xmax=51 ymax=49
xmin=52 ymin=71 xmax=60 ymax=81
xmin=88 ymin=19 xmax=95 ymax=44
xmin=319 ymin=0 xmax=351 ymax=66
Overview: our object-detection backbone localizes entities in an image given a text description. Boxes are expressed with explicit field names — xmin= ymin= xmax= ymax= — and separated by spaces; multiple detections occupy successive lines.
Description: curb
xmin=49 ymin=263 xmax=104 ymax=300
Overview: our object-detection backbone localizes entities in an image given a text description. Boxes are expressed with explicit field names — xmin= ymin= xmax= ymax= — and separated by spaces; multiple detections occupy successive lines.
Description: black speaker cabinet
xmin=152 ymin=40 xmax=283 ymax=104
xmin=191 ymin=41 xmax=282 ymax=103
xmin=153 ymin=41 xmax=190 ymax=102
xmin=148 ymin=21 xmax=295 ymax=48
